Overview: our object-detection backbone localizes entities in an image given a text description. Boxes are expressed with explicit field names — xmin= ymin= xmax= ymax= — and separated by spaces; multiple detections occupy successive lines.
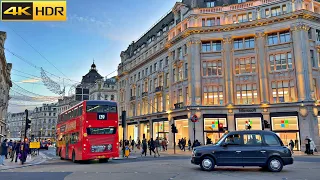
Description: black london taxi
xmin=191 ymin=130 xmax=293 ymax=172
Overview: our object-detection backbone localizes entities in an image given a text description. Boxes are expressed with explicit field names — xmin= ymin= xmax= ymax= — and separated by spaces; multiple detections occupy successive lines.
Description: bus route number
xmin=97 ymin=113 xmax=107 ymax=120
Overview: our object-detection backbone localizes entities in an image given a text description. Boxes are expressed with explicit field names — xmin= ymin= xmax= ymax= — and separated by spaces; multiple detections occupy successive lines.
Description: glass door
xmin=275 ymin=132 xmax=300 ymax=151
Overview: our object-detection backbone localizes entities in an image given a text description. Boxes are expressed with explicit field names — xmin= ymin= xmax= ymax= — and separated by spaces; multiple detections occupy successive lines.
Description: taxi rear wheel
xmin=200 ymin=156 xmax=215 ymax=171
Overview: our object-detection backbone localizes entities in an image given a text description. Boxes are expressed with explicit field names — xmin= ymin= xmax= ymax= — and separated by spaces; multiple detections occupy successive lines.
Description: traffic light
xmin=218 ymin=123 xmax=224 ymax=132
xmin=26 ymin=118 xmax=31 ymax=130
xmin=171 ymin=124 xmax=178 ymax=133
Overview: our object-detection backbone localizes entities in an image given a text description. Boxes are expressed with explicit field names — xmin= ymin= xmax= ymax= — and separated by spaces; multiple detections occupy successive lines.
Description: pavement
xmin=2 ymin=147 xmax=320 ymax=180
xmin=0 ymin=152 xmax=47 ymax=171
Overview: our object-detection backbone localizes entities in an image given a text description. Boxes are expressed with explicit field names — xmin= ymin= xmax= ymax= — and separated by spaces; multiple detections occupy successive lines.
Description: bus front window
xmin=86 ymin=105 xmax=117 ymax=113
xmin=87 ymin=127 xmax=116 ymax=135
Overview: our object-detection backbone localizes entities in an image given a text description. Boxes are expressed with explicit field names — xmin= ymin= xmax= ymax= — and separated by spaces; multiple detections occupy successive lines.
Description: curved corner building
xmin=117 ymin=0 xmax=320 ymax=151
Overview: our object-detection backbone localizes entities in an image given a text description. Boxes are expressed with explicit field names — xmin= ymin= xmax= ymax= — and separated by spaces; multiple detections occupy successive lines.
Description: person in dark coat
xmin=0 ymin=139 xmax=8 ymax=165
xmin=305 ymin=136 xmax=311 ymax=155
xmin=141 ymin=138 xmax=148 ymax=157
xmin=12 ymin=141 xmax=21 ymax=163
xmin=149 ymin=138 xmax=156 ymax=157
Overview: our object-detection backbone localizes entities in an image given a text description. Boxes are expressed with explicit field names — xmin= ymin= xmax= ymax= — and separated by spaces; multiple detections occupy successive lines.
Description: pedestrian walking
xmin=305 ymin=136 xmax=311 ymax=155
xmin=188 ymin=139 xmax=191 ymax=151
xmin=181 ymin=138 xmax=186 ymax=151
xmin=289 ymin=140 xmax=294 ymax=154
xmin=0 ymin=139 xmax=8 ymax=165
xmin=149 ymin=138 xmax=156 ymax=157
xmin=310 ymin=138 xmax=317 ymax=155
xmin=155 ymin=137 xmax=160 ymax=157
xmin=141 ymin=138 xmax=147 ymax=157
xmin=131 ymin=139 xmax=135 ymax=151
xmin=13 ymin=141 xmax=21 ymax=163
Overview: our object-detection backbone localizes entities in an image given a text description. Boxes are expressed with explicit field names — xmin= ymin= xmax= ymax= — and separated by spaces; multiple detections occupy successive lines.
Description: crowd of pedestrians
xmin=0 ymin=138 xmax=31 ymax=166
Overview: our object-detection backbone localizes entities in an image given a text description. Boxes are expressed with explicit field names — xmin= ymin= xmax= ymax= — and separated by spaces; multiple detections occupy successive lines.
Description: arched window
xmin=111 ymin=95 xmax=115 ymax=100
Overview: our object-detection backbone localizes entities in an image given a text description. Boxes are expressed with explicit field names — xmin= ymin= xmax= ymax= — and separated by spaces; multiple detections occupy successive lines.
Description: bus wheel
xmin=72 ymin=151 xmax=77 ymax=163
xmin=99 ymin=158 xmax=109 ymax=163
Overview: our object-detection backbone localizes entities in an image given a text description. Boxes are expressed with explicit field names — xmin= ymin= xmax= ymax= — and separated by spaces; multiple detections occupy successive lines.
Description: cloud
xmin=45 ymin=14 xmax=112 ymax=38
xmin=18 ymin=78 xmax=41 ymax=83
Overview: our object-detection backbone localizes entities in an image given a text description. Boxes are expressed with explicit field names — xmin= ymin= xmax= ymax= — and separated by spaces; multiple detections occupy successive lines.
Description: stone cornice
xmin=290 ymin=22 xmax=310 ymax=32
xmin=168 ymin=10 xmax=320 ymax=46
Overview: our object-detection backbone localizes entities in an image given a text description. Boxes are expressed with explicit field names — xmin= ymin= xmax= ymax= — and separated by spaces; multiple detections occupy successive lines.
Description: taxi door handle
xmin=236 ymin=151 xmax=241 ymax=153
xmin=261 ymin=151 xmax=266 ymax=153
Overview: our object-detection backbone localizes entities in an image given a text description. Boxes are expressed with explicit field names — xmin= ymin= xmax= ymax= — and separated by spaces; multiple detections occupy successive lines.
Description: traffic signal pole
xmin=22 ymin=109 xmax=28 ymax=164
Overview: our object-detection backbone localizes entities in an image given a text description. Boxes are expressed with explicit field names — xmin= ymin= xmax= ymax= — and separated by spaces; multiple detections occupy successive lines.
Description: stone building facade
xmin=89 ymin=76 xmax=117 ymax=101
xmin=118 ymin=0 xmax=320 ymax=151
xmin=0 ymin=31 xmax=12 ymax=140
xmin=6 ymin=112 xmax=27 ymax=139
xmin=31 ymin=103 xmax=58 ymax=140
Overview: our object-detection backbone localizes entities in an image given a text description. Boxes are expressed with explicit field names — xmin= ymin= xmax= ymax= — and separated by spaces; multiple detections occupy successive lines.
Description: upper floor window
xmin=233 ymin=13 xmax=252 ymax=24
xmin=311 ymin=50 xmax=316 ymax=68
xmin=238 ymin=0 xmax=246 ymax=3
xmin=316 ymin=29 xmax=320 ymax=41
xmin=268 ymin=31 xmax=291 ymax=45
xmin=272 ymin=80 xmax=295 ymax=103
xmin=154 ymin=63 xmax=157 ymax=71
xmin=201 ymin=40 xmax=222 ymax=52
xmin=269 ymin=52 xmax=292 ymax=71
xmin=185 ymin=63 xmax=188 ymax=78
xmin=178 ymin=47 xmax=183 ymax=59
xmin=178 ymin=66 xmax=183 ymax=81
xmin=173 ymin=68 xmax=176 ymax=82
xmin=271 ymin=6 xmax=281 ymax=16
xmin=203 ymin=85 xmax=224 ymax=105
xmin=165 ymin=56 xmax=169 ymax=65
xmin=202 ymin=42 xmax=211 ymax=52
xmin=160 ymin=60 xmax=163 ymax=69
xmin=206 ymin=1 xmax=215 ymax=7
xmin=138 ymin=72 xmax=140 ymax=79
xmin=165 ymin=73 xmax=169 ymax=87
xmin=236 ymin=84 xmax=258 ymax=104
xmin=235 ymin=57 xmax=256 ymax=74
xmin=203 ymin=60 xmax=222 ymax=76
xmin=202 ymin=17 xmax=220 ymax=27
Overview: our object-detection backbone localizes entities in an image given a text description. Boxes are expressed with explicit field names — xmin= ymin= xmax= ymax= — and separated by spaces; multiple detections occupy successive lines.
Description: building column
xmin=222 ymin=36 xmax=234 ymax=105
xmin=298 ymin=106 xmax=319 ymax=150
xmin=262 ymin=111 xmax=271 ymax=130
xmin=187 ymin=38 xmax=202 ymax=106
xmin=149 ymin=119 xmax=153 ymax=139
xmin=168 ymin=51 xmax=174 ymax=109
xmin=137 ymin=121 xmax=141 ymax=141
xmin=291 ymin=23 xmax=313 ymax=101
xmin=227 ymin=112 xmax=235 ymax=131
xmin=256 ymin=32 xmax=269 ymax=104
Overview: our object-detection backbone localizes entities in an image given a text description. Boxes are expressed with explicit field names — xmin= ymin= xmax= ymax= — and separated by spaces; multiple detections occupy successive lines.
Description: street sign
xmin=30 ymin=142 xmax=40 ymax=149
xmin=190 ymin=115 xmax=198 ymax=122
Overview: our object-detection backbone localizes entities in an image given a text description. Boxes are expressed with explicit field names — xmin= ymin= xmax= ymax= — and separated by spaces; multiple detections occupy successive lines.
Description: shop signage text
xmin=239 ymin=108 xmax=256 ymax=113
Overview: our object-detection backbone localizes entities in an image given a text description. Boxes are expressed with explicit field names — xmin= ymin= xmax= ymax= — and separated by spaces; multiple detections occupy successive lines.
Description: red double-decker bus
xmin=56 ymin=100 xmax=119 ymax=163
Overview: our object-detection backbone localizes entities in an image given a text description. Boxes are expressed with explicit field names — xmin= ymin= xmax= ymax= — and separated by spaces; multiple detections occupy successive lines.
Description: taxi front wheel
xmin=200 ymin=156 xmax=215 ymax=171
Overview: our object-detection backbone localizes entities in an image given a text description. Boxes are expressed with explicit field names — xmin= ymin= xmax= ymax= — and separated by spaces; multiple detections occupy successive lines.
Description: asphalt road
xmin=1 ymin=147 xmax=320 ymax=180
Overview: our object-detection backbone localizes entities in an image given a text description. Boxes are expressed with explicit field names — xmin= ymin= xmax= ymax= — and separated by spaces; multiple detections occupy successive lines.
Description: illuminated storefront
xmin=271 ymin=112 xmax=300 ymax=151
xmin=152 ymin=118 xmax=169 ymax=139
xmin=235 ymin=113 xmax=262 ymax=130
xmin=127 ymin=123 xmax=138 ymax=141
xmin=139 ymin=121 xmax=150 ymax=140
xmin=203 ymin=115 xmax=227 ymax=144
xmin=174 ymin=119 xmax=189 ymax=144
xmin=119 ymin=125 xmax=123 ymax=141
